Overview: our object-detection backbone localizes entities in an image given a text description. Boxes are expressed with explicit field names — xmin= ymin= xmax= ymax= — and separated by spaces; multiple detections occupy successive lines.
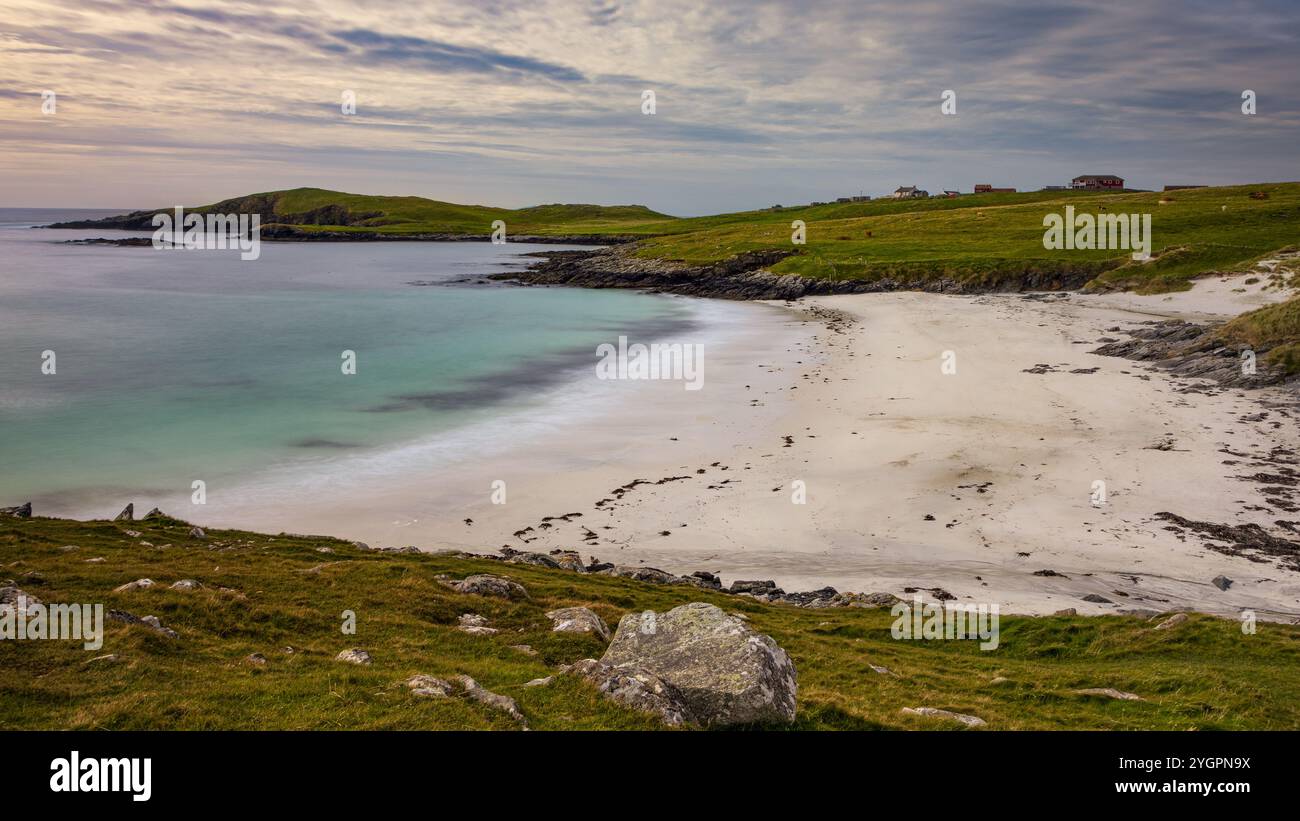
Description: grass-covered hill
xmin=48 ymin=187 xmax=676 ymax=237
xmin=3 ymin=515 xmax=1299 ymax=730
xmin=624 ymin=182 xmax=1300 ymax=295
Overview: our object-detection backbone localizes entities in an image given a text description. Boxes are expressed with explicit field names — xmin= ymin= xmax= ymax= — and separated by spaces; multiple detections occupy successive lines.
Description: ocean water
xmin=0 ymin=210 xmax=703 ymax=517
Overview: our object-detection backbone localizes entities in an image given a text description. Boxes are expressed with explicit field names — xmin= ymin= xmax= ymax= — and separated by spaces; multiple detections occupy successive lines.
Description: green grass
xmin=1220 ymin=294 xmax=1300 ymax=374
xmin=4 ymin=516 xmax=1299 ymax=730
xmin=628 ymin=183 xmax=1300 ymax=294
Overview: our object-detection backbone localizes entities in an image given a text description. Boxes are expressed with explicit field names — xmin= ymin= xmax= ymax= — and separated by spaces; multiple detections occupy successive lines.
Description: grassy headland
xmin=3 ymin=515 xmax=1299 ymax=730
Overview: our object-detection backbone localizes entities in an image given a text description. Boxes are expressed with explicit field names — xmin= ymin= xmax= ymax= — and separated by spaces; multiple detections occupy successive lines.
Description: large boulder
xmin=600 ymin=602 xmax=797 ymax=726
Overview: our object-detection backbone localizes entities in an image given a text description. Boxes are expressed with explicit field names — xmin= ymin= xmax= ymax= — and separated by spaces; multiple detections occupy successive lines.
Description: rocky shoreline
xmin=55 ymin=231 xmax=629 ymax=245
xmin=491 ymin=244 xmax=1097 ymax=300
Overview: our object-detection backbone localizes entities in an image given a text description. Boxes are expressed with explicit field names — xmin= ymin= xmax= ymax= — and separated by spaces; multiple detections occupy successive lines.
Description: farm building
xmin=1071 ymin=174 xmax=1124 ymax=190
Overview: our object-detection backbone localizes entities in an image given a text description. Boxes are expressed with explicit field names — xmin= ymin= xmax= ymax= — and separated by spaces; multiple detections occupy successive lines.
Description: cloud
xmin=0 ymin=0 xmax=1297 ymax=212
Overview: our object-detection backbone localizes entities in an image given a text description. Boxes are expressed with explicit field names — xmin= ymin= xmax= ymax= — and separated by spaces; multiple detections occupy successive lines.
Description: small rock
xmin=0 ymin=586 xmax=42 ymax=615
xmin=523 ymin=676 xmax=554 ymax=688
xmin=1154 ymin=612 xmax=1189 ymax=631
xmin=901 ymin=707 xmax=986 ymax=727
xmin=85 ymin=557 xmax=106 ymax=563
xmin=169 ymin=579 xmax=202 ymax=591
xmin=509 ymin=644 xmax=538 ymax=656
xmin=406 ymin=675 xmax=453 ymax=697
xmin=545 ymin=606 xmax=611 ymax=641
xmin=989 ymin=676 xmax=1010 ymax=685
xmin=869 ymin=663 xmax=898 ymax=677
xmin=189 ymin=526 xmax=207 ymax=539
xmin=246 ymin=653 xmax=267 ymax=666
xmin=457 ymin=613 xmax=499 ymax=636
xmin=335 ymin=648 xmax=373 ymax=665
xmin=107 ymin=609 xmax=178 ymax=638
xmin=1074 ymin=687 xmax=1144 ymax=701
xmin=1211 ymin=575 xmax=1233 ymax=591
xmin=457 ymin=675 xmax=527 ymax=726
xmin=86 ymin=653 xmax=121 ymax=664
xmin=115 ymin=503 xmax=134 ymax=522
xmin=113 ymin=578 xmax=155 ymax=593
xmin=451 ymin=574 xmax=529 ymax=600
xmin=1081 ymin=594 xmax=1113 ymax=604
xmin=141 ymin=507 xmax=165 ymax=520
xmin=1054 ymin=608 xmax=1077 ymax=616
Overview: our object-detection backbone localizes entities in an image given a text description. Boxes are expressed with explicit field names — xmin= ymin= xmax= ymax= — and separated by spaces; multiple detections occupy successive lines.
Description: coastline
xmin=8 ymin=233 xmax=1298 ymax=621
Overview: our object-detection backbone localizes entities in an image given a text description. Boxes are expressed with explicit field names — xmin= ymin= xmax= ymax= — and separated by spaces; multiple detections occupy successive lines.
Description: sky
xmin=2 ymin=0 xmax=1298 ymax=215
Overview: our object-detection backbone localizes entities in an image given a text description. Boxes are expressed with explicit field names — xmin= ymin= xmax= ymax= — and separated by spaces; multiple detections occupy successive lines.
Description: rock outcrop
xmin=1 ymin=502 xmax=32 ymax=518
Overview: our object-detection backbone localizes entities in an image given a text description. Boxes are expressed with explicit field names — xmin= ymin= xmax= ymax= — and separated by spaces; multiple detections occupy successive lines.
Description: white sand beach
xmin=211 ymin=274 xmax=1300 ymax=621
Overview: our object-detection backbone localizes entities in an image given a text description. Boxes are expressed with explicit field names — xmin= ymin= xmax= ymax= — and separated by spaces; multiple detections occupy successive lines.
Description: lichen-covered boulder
xmin=601 ymin=602 xmax=797 ymax=726
xmin=565 ymin=658 xmax=690 ymax=726
xmin=546 ymin=606 xmax=610 ymax=641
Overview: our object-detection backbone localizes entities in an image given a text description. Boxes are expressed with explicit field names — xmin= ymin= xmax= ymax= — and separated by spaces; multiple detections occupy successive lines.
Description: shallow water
xmin=0 ymin=211 xmax=700 ymax=516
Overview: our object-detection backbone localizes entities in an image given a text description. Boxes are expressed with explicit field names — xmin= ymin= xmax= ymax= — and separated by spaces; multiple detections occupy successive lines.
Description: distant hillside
xmin=45 ymin=187 xmax=676 ymax=237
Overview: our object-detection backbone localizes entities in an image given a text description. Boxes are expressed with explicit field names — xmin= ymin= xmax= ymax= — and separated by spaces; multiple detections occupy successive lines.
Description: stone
xmin=1154 ymin=612 xmax=1189 ymax=631
xmin=335 ymin=648 xmax=373 ymax=665
xmin=0 ymin=586 xmax=42 ymax=615
xmin=457 ymin=613 xmax=499 ymax=636
xmin=545 ymin=606 xmax=611 ymax=641
xmin=504 ymin=551 xmax=561 ymax=569
xmin=901 ymin=706 xmax=986 ymax=727
xmin=600 ymin=602 xmax=797 ymax=726
xmin=246 ymin=653 xmax=267 ymax=666
xmin=1 ymin=502 xmax=32 ymax=518
xmin=169 ymin=579 xmax=202 ymax=591
xmin=608 ymin=565 xmax=684 ymax=585
xmin=1081 ymin=594 xmax=1113 ymax=604
xmin=405 ymin=674 xmax=453 ymax=697
xmin=1211 ymin=575 xmax=1233 ymax=591
xmin=107 ymin=609 xmax=178 ymax=638
xmin=551 ymin=552 xmax=587 ymax=573
xmin=451 ymin=574 xmax=529 ymax=600
xmin=115 ymin=503 xmax=134 ymax=522
xmin=1075 ymin=687 xmax=1144 ymax=701
xmin=141 ymin=508 xmax=165 ymax=520
xmin=509 ymin=644 xmax=538 ymax=656
xmin=113 ymin=578 xmax=155 ymax=593
xmin=188 ymin=526 xmax=207 ymax=539
xmin=456 ymin=675 xmax=527 ymax=726
xmin=523 ymin=676 xmax=554 ymax=688
xmin=85 ymin=557 xmax=106 ymax=564
xmin=564 ymin=658 xmax=690 ymax=726
xmin=728 ymin=579 xmax=782 ymax=595
xmin=1054 ymin=608 xmax=1078 ymax=616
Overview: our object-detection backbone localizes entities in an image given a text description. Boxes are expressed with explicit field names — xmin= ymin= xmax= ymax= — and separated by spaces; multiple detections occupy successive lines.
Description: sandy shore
xmin=201 ymin=274 xmax=1300 ymax=620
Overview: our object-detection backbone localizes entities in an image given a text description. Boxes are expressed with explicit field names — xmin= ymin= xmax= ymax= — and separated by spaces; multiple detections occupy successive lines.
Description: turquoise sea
xmin=0 ymin=210 xmax=698 ymax=516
